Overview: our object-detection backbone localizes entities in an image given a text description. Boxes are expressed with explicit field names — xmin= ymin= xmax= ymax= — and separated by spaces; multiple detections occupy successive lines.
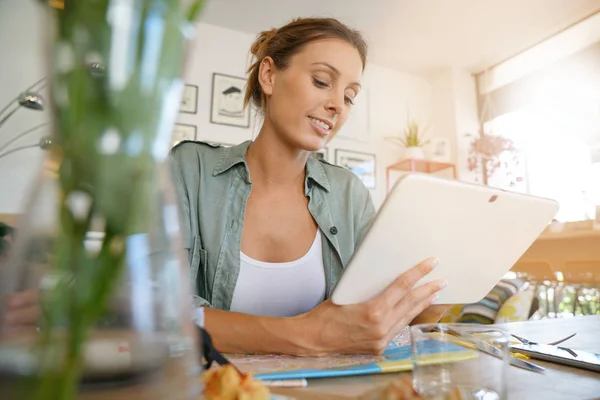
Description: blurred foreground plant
xmin=16 ymin=1 xmax=207 ymax=399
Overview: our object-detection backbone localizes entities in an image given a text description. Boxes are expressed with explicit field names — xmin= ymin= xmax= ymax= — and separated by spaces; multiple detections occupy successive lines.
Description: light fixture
xmin=0 ymin=63 xmax=104 ymax=163
xmin=0 ymin=135 xmax=55 ymax=161
xmin=0 ymin=78 xmax=46 ymax=129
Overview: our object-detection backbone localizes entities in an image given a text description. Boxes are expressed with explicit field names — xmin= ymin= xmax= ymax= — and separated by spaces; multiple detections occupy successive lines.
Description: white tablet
xmin=331 ymin=173 xmax=559 ymax=306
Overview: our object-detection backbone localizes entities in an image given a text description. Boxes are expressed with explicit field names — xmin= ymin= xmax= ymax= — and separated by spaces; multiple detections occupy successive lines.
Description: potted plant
xmin=386 ymin=111 xmax=430 ymax=160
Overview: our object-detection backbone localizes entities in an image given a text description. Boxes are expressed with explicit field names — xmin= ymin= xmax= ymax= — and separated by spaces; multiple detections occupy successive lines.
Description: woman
xmin=170 ymin=17 xmax=448 ymax=356
xmin=3 ymin=17 xmax=448 ymax=355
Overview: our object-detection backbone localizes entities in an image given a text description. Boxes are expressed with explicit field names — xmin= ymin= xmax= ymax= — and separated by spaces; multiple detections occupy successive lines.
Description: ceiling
xmin=198 ymin=0 xmax=600 ymax=75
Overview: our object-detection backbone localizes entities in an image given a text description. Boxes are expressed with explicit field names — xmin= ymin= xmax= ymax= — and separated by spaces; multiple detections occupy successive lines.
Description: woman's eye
xmin=345 ymin=96 xmax=354 ymax=106
xmin=313 ymin=78 xmax=329 ymax=88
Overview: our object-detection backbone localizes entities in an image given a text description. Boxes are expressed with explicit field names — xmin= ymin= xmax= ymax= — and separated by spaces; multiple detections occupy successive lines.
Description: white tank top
xmin=229 ymin=230 xmax=326 ymax=317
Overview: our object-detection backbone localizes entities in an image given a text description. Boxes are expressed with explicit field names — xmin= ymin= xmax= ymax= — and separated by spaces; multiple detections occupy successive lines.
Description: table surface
xmin=273 ymin=315 xmax=600 ymax=400
xmin=2 ymin=316 xmax=598 ymax=399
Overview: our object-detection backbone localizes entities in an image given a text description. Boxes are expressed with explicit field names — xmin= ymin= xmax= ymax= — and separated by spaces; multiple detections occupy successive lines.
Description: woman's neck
xmin=246 ymin=123 xmax=308 ymax=190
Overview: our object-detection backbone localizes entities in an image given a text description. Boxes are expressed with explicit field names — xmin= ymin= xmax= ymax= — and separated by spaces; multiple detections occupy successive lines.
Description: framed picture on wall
xmin=310 ymin=147 xmax=329 ymax=162
xmin=430 ymin=137 xmax=452 ymax=162
xmin=210 ymin=73 xmax=251 ymax=128
xmin=171 ymin=123 xmax=196 ymax=147
xmin=180 ymin=84 xmax=198 ymax=114
xmin=335 ymin=149 xmax=376 ymax=189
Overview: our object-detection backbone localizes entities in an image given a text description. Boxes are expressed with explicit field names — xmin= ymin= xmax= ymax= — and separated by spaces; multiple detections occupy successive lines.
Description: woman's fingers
xmin=2 ymin=290 xmax=41 ymax=336
xmin=5 ymin=289 xmax=39 ymax=308
xmin=383 ymin=279 xmax=447 ymax=337
xmin=410 ymin=304 xmax=451 ymax=326
xmin=375 ymin=257 xmax=440 ymax=308
xmin=386 ymin=289 xmax=441 ymax=343
xmin=1 ymin=326 xmax=37 ymax=341
xmin=395 ymin=279 xmax=447 ymax=317
xmin=2 ymin=304 xmax=40 ymax=326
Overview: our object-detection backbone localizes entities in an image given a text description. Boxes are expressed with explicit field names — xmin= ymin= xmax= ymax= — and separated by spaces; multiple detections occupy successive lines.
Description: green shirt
xmin=169 ymin=140 xmax=376 ymax=310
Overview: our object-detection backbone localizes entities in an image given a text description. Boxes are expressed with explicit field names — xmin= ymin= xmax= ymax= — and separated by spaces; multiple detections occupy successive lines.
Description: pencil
xmin=261 ymin=378 xmax=308 ymax=388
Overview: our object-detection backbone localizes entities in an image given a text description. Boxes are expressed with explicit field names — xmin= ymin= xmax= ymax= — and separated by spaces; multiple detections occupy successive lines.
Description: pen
xmin=261 ymin=378 xmax=308 ymax=388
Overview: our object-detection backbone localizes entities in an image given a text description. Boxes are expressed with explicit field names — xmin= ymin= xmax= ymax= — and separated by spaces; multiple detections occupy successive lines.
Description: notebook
xmin=228 ymin=340 xmax=476 ymax=381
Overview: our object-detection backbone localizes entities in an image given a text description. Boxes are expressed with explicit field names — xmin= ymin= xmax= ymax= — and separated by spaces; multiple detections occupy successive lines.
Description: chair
xmin=511 ymin=260 xmax=559 ymax=318
xmin=560 ymin=260 xmax=600 ymax=315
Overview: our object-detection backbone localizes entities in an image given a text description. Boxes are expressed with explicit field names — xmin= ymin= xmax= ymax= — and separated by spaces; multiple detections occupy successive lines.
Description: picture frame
xmin=429 ymin=137 xmax=452 ymax=162
xmin=210 ymin=73 xmax=251 ymax=128
xmin=180 ymin=84 xmax=198 ymax=114
xmin=171 ymin=123 xmax=196 ymax=147
xmin=335 ymin=149 xmax=376 ymax=189
xmin=310 ymin=147 xmax=329 ymax=162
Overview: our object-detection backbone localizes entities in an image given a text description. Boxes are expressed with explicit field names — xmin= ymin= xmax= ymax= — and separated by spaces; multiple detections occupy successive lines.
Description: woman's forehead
xmin=291 ymin=39 xmax=363 ymax=79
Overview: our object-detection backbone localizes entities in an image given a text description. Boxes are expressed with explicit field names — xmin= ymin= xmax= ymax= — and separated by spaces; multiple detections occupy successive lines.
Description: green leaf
xmin=186 ymin=0 xmax=206 ymax=21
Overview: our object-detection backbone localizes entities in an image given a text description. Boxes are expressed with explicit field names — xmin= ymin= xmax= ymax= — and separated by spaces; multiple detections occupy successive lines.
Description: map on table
xmin=228 ymin=330 xmax=475 ymax=381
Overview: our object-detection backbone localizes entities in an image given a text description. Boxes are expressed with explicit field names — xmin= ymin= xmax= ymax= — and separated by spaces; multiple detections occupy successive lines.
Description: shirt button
xmin=307 ymin=180 xmax=313 ymax=189
xmin=330 ymin=226 xmax=338 ymax=235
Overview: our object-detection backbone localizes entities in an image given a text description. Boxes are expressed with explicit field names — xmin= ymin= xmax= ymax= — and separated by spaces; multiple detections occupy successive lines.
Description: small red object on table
xmin=386 ymin=158 xmax=457 ymax=192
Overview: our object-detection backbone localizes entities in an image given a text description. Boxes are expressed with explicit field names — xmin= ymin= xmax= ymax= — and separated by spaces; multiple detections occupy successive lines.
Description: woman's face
xmin=259 ymin=38 xmax=363 ymax=152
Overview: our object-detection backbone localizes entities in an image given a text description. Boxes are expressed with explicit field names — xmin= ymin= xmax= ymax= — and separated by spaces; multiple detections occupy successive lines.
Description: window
xmin=487 ymin=108 xmax=599 ymax=222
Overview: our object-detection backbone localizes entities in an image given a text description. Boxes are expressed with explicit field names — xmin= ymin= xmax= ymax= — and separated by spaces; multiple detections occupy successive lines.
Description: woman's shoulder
xmin=169 ymin=140 xmax=227 ymax=164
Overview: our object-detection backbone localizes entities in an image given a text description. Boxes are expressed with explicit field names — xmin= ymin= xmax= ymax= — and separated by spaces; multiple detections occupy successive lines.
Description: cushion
xmin=455 ymin=278 xmax=526 ymax=324
xmin=494 ymin=288 xmax=535 ymax=324
xmin=439 ymin=304 xmax=464 ymax=323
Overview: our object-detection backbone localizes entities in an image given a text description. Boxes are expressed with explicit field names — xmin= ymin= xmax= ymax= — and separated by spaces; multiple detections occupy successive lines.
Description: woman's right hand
xmin=1 ymin=289 xmax=40 ymax=340
xmin=294 ymin=257 xmax=446 ymax=356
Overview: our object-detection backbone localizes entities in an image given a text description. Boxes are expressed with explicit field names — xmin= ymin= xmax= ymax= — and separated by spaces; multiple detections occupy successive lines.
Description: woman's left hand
xmin=410 ymin=304 xmax=450 ymax=325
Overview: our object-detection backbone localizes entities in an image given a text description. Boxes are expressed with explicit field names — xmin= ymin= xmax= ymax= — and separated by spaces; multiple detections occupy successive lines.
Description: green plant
xmin=400 ymin=119 xmax=429 ymax=147
xmin=22 ymin=1 xmax=207 ymax=400
xmin=386 ymin=110 xmax=430 ymax=148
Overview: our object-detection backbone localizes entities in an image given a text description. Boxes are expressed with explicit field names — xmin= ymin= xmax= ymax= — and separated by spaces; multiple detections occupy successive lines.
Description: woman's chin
xmin=299 ymin=135 xmax=328 ymax=153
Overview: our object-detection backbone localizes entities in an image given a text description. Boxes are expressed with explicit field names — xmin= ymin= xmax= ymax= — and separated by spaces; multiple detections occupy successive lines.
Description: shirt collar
xmin=213 ymin=140 xmax=331 ymax=192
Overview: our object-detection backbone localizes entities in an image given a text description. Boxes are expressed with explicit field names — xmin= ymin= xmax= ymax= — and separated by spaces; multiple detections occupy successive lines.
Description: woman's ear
xmin=257 ymin=56 xmax=276 ymax=97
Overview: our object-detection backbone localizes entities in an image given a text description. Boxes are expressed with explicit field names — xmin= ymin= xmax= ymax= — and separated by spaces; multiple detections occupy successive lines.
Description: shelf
xmin=537 ymin=229 xmax=600 ymax=241
xmin=386 ymin=158 xmax=457 ymax=192
xmin=387 ymin=158 xmax=456 ymax=174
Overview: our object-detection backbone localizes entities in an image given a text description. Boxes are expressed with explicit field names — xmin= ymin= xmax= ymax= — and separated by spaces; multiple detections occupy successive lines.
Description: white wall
xmin=0 ymin=14 xmax=435 ymax=213
xmin=0 ymin=0 xmax=49 ymax=214
xmin=428 ymin=68 xmax=480 ymax=183
xmin=181 ymin=23 xmax=434 ymax=208
xmin=451 ymin=69 xmax=482 ymax=183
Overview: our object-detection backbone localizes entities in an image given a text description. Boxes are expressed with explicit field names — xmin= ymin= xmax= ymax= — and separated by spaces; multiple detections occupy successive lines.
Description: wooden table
xmin=273 ymin=316 xmax=600 ymax=400
xmin=2 ymin=317 xmax=598 ymax=399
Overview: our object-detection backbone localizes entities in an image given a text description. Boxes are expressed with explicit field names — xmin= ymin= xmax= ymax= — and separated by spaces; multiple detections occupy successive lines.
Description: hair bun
xmin=250 ymin=28 xmax=278 ymax=57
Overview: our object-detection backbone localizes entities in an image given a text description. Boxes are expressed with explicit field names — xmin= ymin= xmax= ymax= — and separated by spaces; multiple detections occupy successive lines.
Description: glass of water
xmin=410 ymin=323 xmax=509 ymax=400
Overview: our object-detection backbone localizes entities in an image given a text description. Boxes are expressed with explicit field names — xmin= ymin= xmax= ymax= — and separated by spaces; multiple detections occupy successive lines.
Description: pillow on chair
xmin=439 ymin=304 xmax=464 ymax=323
xmin=455 ymin=279 xmax=526 ymax=324
xmin=494 ymin=288 xmax=535 ymax=324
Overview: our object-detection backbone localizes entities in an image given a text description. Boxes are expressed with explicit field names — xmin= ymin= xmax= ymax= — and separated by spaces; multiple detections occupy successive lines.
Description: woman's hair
xmin=244 ymin=17 xmax=368 ymax=111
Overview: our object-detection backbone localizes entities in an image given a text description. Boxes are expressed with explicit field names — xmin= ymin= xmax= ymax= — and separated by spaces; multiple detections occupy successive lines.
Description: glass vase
xmin=0 ymin=1 xmax=203 ymax=399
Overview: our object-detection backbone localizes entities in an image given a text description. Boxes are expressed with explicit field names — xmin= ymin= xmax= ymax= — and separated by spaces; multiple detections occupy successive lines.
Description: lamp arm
xmin=0 ymin=76 xmax=47 ymax=120
xmin=24 ymin=76 xmax=47 ymax=93
xmin=0 ymin=144 xmax=40 ymax=161
xmin=0 ymin=100 xmax=18 ymax=121
xmin=0 ymin=107 xmax=20 ymax=129
xmin=0 ymin=122 xmax=50 ymax=154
